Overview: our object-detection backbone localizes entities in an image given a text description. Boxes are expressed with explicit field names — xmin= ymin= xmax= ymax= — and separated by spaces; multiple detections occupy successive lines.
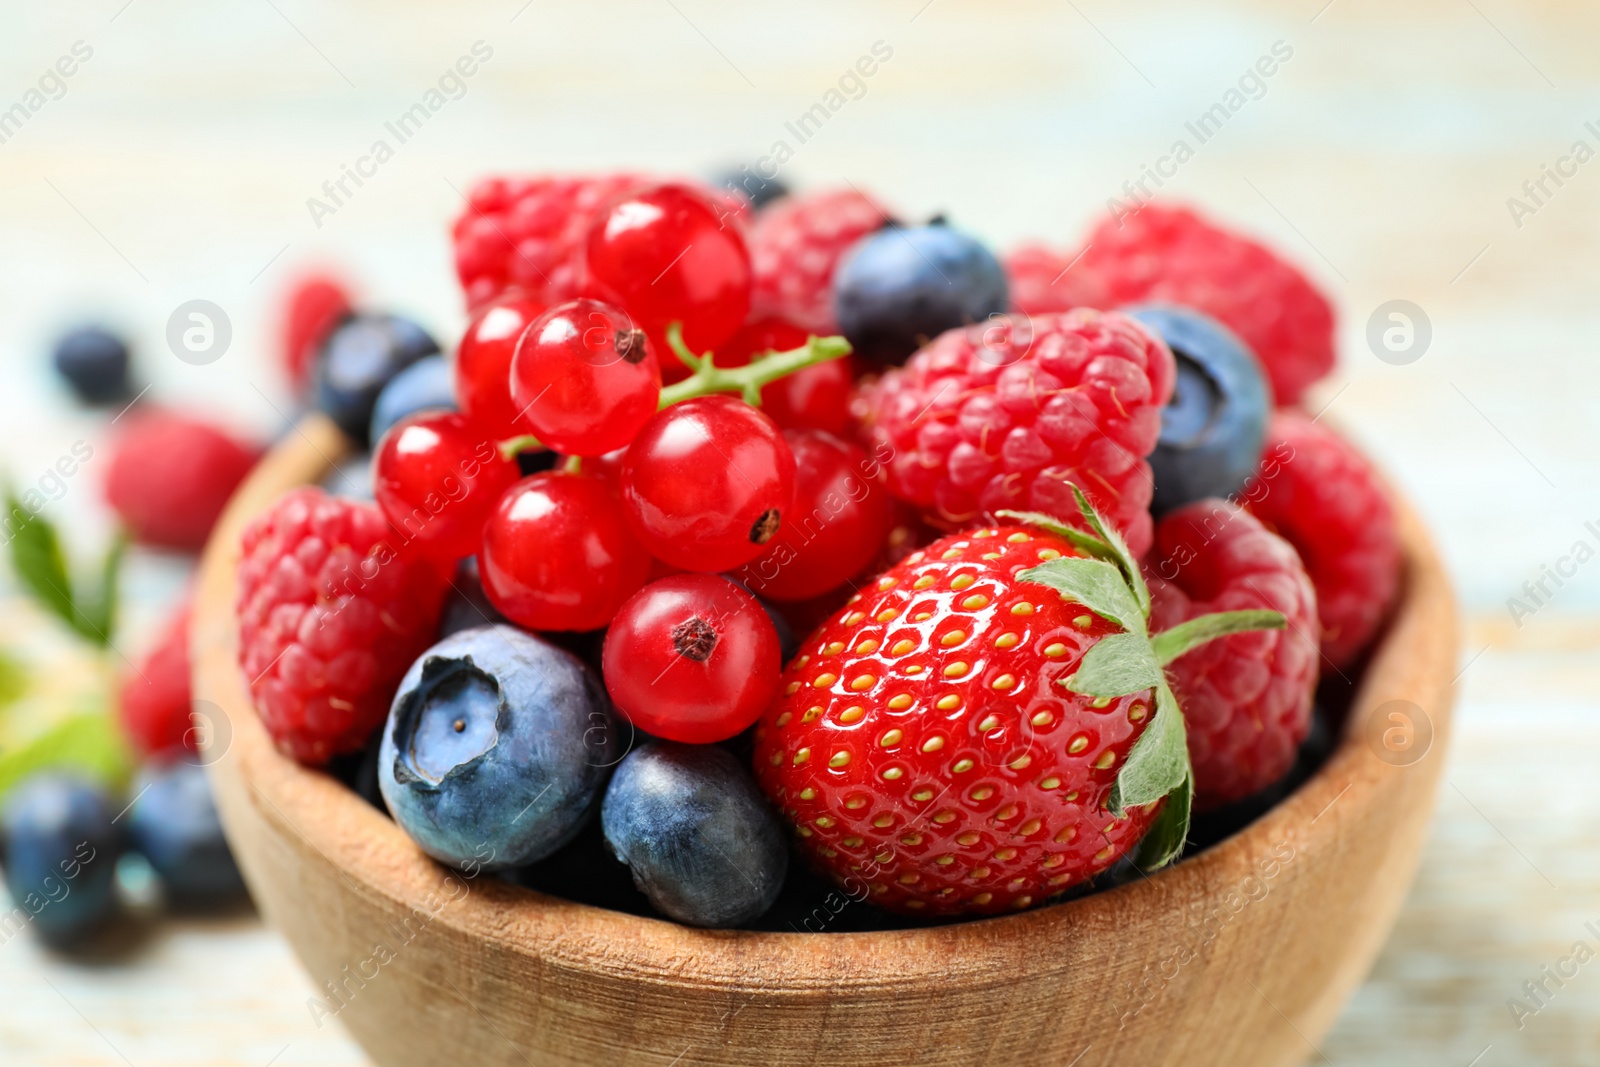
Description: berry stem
xmin=659 ymin=322 xmax=852 ymax=407
xmin=495 ymin=323 xmax=852 ymax=458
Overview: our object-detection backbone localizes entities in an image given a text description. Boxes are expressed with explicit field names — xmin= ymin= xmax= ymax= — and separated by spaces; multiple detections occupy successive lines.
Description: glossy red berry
xmin=621 ymin=396 xmax=796 ymax=573
xmin=455 ymin=294 xmax=545 ymax=438
xmin=721 ymin=317 xmax=856 ymax=435
xmin=583 ymin=182 xmax=752 ymax=362
xmin=735 ymin=431 xmax=895 ymax=602
xmin=601 ymin=574 xmax=781 ymax=744
xmin=480 ymin=472 xmax=651 ymax=631
xmin=510 ymin=299 xmax=662 ymax=456
xmin=374 ymin=411 xmax=520 ymax=563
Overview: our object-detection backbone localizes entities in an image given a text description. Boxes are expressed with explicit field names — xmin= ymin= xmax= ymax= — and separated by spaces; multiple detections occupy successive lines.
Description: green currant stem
xmin=562 ymin=454 xmax=583 ymax=474
xmin=494 ymin=323 xmax=852 ymax=460
xmin=658 ymin=321 xmax=852 ymax=407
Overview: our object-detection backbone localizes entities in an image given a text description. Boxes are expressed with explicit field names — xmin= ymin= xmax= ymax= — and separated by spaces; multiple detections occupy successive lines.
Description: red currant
xmin=510 ymin=299 xmax=661 ymax=457
xmin=373 ymin=411 xmax=520 ymax=563
xmin=734 ymin=430 xmax=895 ymax=602
xmin=456 ymin=294 xmax=544 ymax=437
xmin=620 ymin=396 xmax=796 ymax=573
xmin=601 ymin=574 xmax=779 ymax=744
xmin=721 ymin=317 xmax=856 ymax=435
xmin=479 ymin=471 xmax=650 ymax=631
xmin=583 ymin=182 xmax=751 ymax=363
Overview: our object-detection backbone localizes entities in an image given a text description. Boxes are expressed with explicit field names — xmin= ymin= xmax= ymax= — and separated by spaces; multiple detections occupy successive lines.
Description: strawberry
xmin=752 ymin=487 xmax=1283 ymax=916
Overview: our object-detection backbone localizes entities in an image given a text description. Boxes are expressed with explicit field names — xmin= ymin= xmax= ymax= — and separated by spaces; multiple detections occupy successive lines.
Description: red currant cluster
xmin=376 ymin=181 xmax=894 ymax=746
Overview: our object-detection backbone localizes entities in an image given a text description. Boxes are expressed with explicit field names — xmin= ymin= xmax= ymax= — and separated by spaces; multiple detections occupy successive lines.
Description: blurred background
xmin=2 ymin=0 xmax=1598 ymax=1063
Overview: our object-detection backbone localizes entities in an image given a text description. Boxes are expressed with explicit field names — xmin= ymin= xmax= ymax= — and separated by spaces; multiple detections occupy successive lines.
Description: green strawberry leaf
xmin=1061 ymin=632 xmax=1161 ymax=698
xmin=1110 ymin=680 xmax=1190 ymax=816
xmin=1131 ymin=767 xmax=1191 ymax=871
xmin=1152 ymin=609 xmax=1286 ymax=666
xmin=1065 ymin=483 xmax=1151 ymax=619
xmin=1019 ymin=557 xmax=1146 ymax=635
xmin=994 ymin=509 xmax=1118 ymax=565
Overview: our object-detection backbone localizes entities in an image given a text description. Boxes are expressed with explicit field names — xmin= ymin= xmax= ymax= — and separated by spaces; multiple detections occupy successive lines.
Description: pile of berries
xmin=236 ymin=175 xmax=1402 ymax=928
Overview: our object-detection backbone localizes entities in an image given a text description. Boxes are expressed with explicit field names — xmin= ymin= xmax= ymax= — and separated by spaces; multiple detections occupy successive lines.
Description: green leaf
xmin=994 ymin=509 xmax=1116 ymax=563
xmin=1019 ymin=557 xmax=1146 ymax=635
xmin=1062 ymin=632 xmax=1161 ymax=698
xmin=0 ymin=649 xmax=26 ymax=710
xmin=1132 ymin=771 xmax=1191 ymax=871
xmin=5 ymin=488 xmax=79 ymax=635
xmin=1151 ymin=609 xmax=1287 ymax=666
xmin=1109 ymin=681 xmax=1189 ymax=815
xmin=1065 ymin=483 xmax=1151 ymax=619
xmin=0 ymin=711 xmax=133 ymax=805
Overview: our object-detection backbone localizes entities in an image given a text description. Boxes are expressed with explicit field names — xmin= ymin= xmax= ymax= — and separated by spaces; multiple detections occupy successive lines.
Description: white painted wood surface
xmin=1 ymin=1 xmax=1597 ymax=1063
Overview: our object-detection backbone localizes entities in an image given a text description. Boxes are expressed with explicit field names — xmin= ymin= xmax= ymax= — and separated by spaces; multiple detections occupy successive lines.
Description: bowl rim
xmin=195 ymin=412 xmax=1458 ymax=992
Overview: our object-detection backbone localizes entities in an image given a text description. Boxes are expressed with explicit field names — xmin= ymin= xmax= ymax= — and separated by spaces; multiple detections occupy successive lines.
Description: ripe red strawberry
xmin=753 ymin=488 xmax=1282 ymax=915
xmin=105 ymin=409 xmax=261 ymax=552
xmin=1146 ymin=501 xmax=1319 ymax=810
xmin=748 ymin=187 xmax=888 ymax=335
xmin=1245 ymin=411 xmax=1401 ymax=669
xmin=235 ymin=487 xmax=446 ymax=765
xmin=118 ymin=596 xmax=197 ymax=756
xmin=281 ymin=273 xmax=353 ymax=393
xmin=853 ymin=309 xmax=1175 ymax=558
xmin=451 ymin=173 xmax=649 ymax=311
xmin=1015 ymin=204 xmax=1335 ymax=406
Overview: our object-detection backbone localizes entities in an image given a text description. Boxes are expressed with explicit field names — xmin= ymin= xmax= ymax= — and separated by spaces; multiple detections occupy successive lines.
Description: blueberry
xmin=438 ymin=556 xmax=506 ymax=639
xmin=379 ymin=625 xmax=615 ymax=871
xmin=833 ymin=220 xmax=1008 ymax=365
xmin=601 ymin=742 xmax=787 ymax=928
xmin=52 ymin=326 xmax=132 ymax=406
xmin=369 ymin=354 xmax=456 ymax=446
xmin=715 ymin=166 xmax=789 ymax=210
xmin=314 ymin=313 xmax=440 ymax=447
xmin=320 ymin=452 xmax=374 ymax=502
xmin=1129 ymin=305 xmax=1270 ymax=518
xmin=124 ymin=760 xmax=245 ymax=906
xmin=1 ymin=775 xmax=123 ymax=944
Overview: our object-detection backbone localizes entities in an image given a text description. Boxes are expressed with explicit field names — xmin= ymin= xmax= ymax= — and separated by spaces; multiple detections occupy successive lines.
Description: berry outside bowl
xmin=194 ymin=413 xmax=1458 ymax=1067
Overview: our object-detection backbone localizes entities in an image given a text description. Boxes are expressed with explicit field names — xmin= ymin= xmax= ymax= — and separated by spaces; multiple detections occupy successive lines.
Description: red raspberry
xmin=280 ymin=273 xmax=352 ymax=393
xmin=1245 ymin=411 xmax=1401 ymax=669
xmin=451 ymin=173 xmax=648 ymax=311
xmin=753 ymin=525 xmax=1160 ymax=915
xmin=105 ymin=410 xmax=261 ymax=552
xmin=1004 ymin=243 xmax=1108 ymax=316
xmin=118 ymin=597 xmax=197 ymax=756
xmin=1083 ymin=205 xmax=1334 ymax=406
xmin=235 ymin=488 xmax=446 ymax=765
xmin=1146 ymin=501 xmax=1319 ymax=810
xmin=854 ymin=310 xmax=1175 ymax=558
xmin=748 ymin=188 xmax=888 ymax=335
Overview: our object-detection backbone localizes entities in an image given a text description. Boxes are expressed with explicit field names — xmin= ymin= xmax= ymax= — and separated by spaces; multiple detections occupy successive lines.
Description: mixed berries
xmin=232 ymin=170 xmax=1402 ymax=933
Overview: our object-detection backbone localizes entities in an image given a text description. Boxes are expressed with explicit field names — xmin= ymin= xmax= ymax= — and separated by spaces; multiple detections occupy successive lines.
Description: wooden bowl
xmin=194 ymin=414 xmax=1458 ymax=1067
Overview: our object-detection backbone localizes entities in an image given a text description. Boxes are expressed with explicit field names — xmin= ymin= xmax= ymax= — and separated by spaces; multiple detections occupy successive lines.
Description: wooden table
xmin=2 ymin=1 xmax=1597 ymax=1062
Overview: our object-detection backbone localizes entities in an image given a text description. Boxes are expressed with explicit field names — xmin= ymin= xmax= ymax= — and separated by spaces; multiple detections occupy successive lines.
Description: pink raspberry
xmin=854 ymin=309 xmax=1174 ymax=557
xmin=748 ymin=187 xmax=888 ymax=335
xmin=1008 ymin=204 xmax=1336 ymax=406
xmin=1246 ymin=411 xmax=1402 ymax=669
xmin=105 ymin=409 xmax=261 ymax=552
xmin=1148 ymin=500 xmax=1319 ymax=810
xmin=235 ymin=488 xmax=446 ymax=765
xmin=451 ymin=173 xmax=649 ymax=311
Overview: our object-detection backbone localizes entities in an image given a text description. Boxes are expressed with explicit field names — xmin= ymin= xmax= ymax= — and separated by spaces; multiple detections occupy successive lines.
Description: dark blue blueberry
xmin=715 ymin=166 xmax=789 ymax=210
xmin=320 ymin=452 xmax=374 ymax=502
xmin=379 ymin=625 xmax=616 ymax=871
xmin=833 ymin=220 xmax=1007 ymax=365
xmin=52 ymin=326 xmax=132 ymax=406
xmin=439 ymin=556 xmax=506 ymax=639
xmin=369 ymin=354 xmax=456 ymax=446
xmin=1 ymin=775 xmax=122 ymax=944
xmin=314 ymin=314 xmax=440 ymax=447
xmin=515 ymin=448 xmax=559 ymax=477
xmin=601 ymin=742 xmax=787 ymax=928
xmin=124 ymin=761 xmax=246 ymax=906
xmin=1130 ymin=305 xmax=1270 ymax=518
